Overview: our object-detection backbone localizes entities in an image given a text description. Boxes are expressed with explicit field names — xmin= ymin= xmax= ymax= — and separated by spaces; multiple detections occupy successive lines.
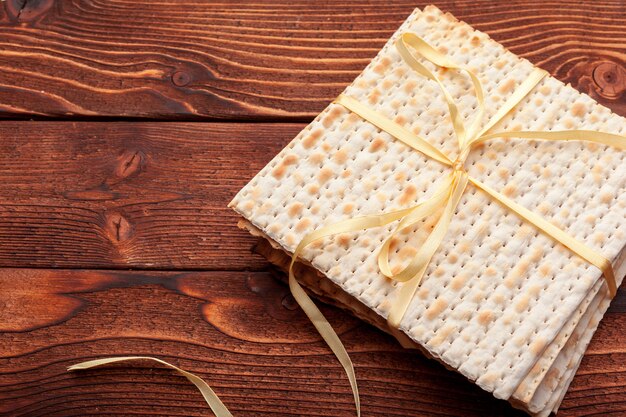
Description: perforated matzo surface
xmin=230 ymin=5 xmax=626 ymax=415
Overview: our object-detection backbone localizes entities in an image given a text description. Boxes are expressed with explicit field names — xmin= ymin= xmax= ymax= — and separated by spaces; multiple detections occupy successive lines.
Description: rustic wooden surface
xmin=0 ymin=121 xmax=295 ymax=270
xmin=0 ymin=1 xmax=625 ymax=417
xmin=0 ymin=0 xmax=625 ymax=120
xmin=1 ymin=268 xmax=624 ymax=417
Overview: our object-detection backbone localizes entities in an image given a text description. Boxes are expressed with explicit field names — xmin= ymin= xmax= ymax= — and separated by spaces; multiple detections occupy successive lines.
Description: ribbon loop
xmin=387 ymin=170 xmax=469 ymax=328
xmin=471 ymin=68 xmax=548 ymax=143
xmin=378 ymin=173 xmax=455 ymax=279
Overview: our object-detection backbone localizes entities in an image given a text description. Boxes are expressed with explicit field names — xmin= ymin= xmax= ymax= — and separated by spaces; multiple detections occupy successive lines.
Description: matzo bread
xmin=230 ymin=4 xmax=626 ymax=415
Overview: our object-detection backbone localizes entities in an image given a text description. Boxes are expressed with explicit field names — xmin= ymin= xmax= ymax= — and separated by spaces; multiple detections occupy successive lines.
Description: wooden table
xmin=1 ymin=1 xmax=625 ymax=416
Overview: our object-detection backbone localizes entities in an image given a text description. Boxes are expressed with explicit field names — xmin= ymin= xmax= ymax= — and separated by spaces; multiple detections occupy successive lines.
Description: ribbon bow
xmin=288 ymin=32 xmax=626 ymax=417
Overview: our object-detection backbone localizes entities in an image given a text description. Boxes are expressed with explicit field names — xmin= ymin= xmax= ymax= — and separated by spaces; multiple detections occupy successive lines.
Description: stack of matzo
xmin=230 ymin=5 xmax=626 ymax=416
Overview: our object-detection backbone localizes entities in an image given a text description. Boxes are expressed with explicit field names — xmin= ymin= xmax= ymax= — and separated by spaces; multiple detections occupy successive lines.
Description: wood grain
xmin=0 ymin=268 xmax=624 ymax=417
xmin=1 ymin=1 xmax=626 ymax=416
xmin=0 ymin=121 xmax=300 ymax=270
xmin=0 ymin=0 xmax=625 ymax=120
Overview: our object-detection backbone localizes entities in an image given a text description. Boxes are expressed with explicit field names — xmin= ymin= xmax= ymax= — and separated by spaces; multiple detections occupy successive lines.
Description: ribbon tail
xmin=288 ymin=271 xmax=360 ymax=417
xmin=387 ymin=264 xmax=429 ymax=329
xmin=469 ymin=176 xmax=617 ymax=297
xmin=69 ymin=356 xmax=234 ymax=417
xmin=286 ymin=174 xmax=468 ymax=417
xmin=288 ymin=205 xmax=424 ymax=417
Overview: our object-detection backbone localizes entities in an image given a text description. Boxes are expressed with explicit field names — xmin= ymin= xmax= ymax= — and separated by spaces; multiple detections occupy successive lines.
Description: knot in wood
xmin=104 ymin=211 xmax=133 ymax=243
xmin=592 ymin=62 xmax=626 ymax=99
xmin=172 ymin=71 xmax=191 ymax=87
xmin=5 ymin=0 xmax=54 ymax=24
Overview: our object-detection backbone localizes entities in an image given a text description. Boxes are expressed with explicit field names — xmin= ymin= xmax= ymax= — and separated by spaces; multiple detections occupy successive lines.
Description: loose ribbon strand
xmin=68 ymin=356 xmax=233 ymax=417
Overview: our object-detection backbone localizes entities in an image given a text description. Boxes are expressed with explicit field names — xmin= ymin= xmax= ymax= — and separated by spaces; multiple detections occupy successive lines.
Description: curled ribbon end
xmin=597 ymin=258 xmax=617 ymax=299
xmin=604 ymin=279 xmax=617 ymax=300
xmin=387 ymin=312 xmax=401 ymax=330
xmin=65 ymin=357 xmax=234 ymax=417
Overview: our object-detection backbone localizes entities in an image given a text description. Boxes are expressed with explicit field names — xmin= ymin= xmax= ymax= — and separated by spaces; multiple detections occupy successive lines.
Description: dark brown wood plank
xmin=0 ymin=0 xmax=624 ymax=120
xmin=0 ymin=268 xmax=623 ymax=417
xmin=0 ymin=121 xmax=303 ymax=270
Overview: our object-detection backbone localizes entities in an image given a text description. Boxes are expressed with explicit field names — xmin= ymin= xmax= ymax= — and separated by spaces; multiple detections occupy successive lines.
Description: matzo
xmin=230 ymin=5 xmax=626 ymax=415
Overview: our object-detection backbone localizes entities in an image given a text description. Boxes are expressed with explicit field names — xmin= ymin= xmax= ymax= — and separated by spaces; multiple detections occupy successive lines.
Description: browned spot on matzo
xmin=303 ymin=128 xmax=324 ymax=149
xmin=399 ymin=184 xmax=418 ymax=205
xmin=425 ymin=298 xmax=448 ymax=320
xmin=271 ymin=154 xmax=299 ymax=179
xmin=571 ymin=102 xmax=586 ymax=117
xmin=317 ymin=167 xmax=333 ymax=184
xmin=287 ymin=202 xmax=304 ymax=218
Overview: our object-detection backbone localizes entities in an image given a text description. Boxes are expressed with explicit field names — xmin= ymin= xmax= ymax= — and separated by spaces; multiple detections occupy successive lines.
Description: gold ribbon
xmin=68 ymin=356 xmax=233 ymax=417
xmin=288 ymin=32 xmax=625 ymax=417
